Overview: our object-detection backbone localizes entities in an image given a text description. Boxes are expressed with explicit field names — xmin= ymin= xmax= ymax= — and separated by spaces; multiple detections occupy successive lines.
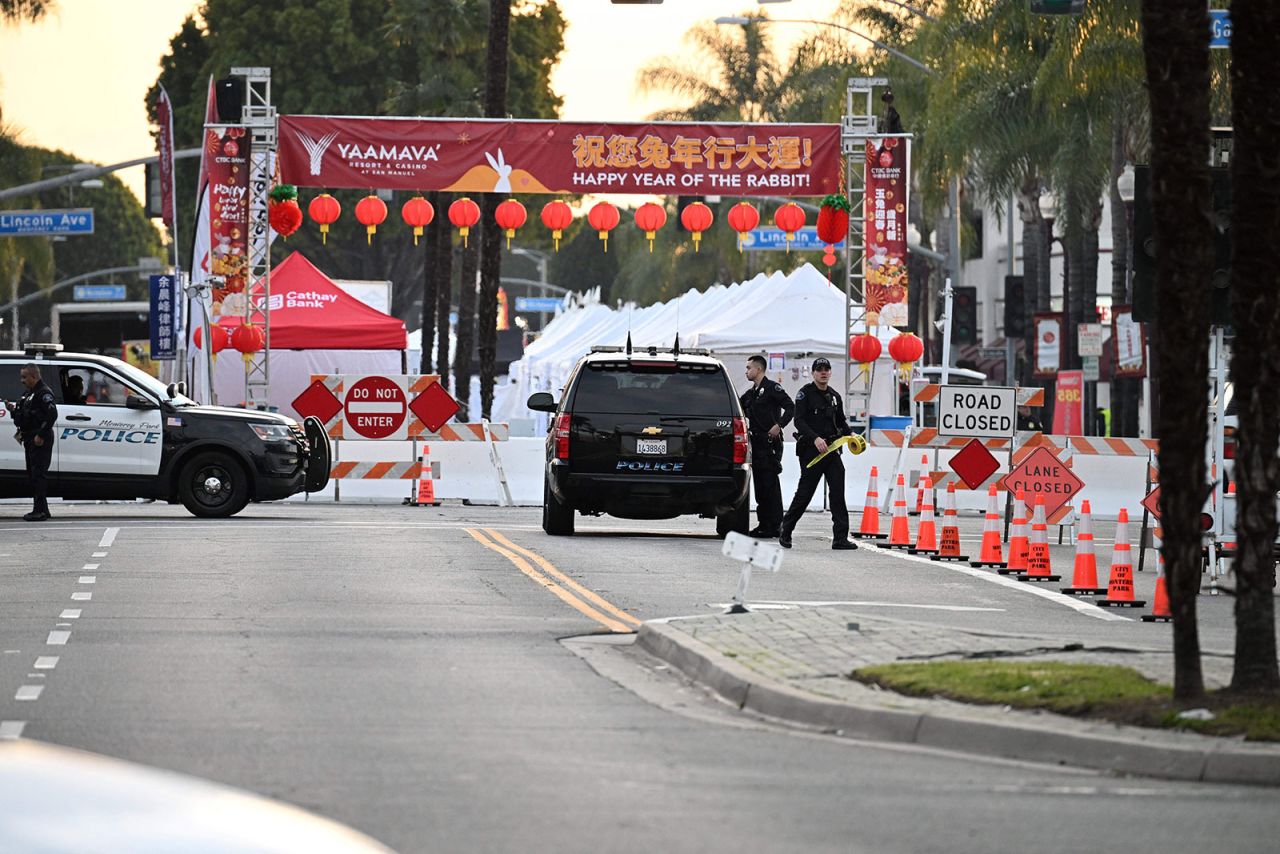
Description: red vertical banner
xmin=1053 ymin=370 xmax=1084 ymax=434
xmin=155 ymin=85 xmax=176 ymax=231
xmin=863 ymin=139 xmax=909 ymax=328
xmin=206 ymin=126 xmax=250 ymax=319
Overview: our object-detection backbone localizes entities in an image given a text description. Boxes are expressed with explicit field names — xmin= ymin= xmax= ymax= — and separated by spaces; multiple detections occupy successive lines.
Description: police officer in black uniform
xmin=779 ymin=357 xmax=857 ymax=550
xmin=739 ymin=354 xmax=794 ymax=538
xmin=13 ymin=363 xmax=58 ymax=522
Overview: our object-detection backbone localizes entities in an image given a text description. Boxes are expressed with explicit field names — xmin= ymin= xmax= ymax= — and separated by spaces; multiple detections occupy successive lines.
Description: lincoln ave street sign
xmin=0 ymin=208 xmax=95 ymax=236
xmin=937 ymin=385 xmax=1016 ymax=439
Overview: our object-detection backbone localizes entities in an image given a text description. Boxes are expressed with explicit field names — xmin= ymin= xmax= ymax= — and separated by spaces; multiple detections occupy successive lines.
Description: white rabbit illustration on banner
xmin=486 ymin=149 xmax=513 ymax=192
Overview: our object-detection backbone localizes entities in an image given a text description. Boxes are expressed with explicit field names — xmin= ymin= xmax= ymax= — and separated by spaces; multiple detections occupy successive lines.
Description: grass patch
xmin=852 ymin=661 xmax=1280 ymax=742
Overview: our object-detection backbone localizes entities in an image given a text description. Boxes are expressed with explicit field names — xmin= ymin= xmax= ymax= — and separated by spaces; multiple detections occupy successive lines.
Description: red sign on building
xmin=1002 ymin=447 xmax=1084 ymax=517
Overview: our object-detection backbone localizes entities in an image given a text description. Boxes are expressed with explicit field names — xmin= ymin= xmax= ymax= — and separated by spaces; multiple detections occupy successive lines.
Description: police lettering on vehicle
xmin=61 ymin=426 xmax=160 ymax=444
xmin=615 ymin=460 xmax=685 ymax=473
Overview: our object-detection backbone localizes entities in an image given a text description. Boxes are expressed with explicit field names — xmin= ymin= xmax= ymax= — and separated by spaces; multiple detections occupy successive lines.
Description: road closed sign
xmin=937 ymin=385 xmax=1016 ymax=438
xmin=343 ymin=375 xmax=408 ymax=440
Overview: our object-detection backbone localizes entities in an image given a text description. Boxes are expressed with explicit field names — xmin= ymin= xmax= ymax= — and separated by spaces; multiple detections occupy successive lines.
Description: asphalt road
xmin=0 ymin=502 xmax=1276 ymax=853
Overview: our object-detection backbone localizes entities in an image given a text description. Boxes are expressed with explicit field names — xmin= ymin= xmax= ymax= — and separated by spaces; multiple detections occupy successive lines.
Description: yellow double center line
xmin=464 ymin=528 xmax=641 ymax=633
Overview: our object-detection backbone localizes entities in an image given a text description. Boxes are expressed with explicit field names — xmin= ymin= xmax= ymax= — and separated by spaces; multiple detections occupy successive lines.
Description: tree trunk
xmin=477 ymin=0 xmax=512 ymax=420
xmin=1016 ymin=180 xmax=1042 ymax=387
xmin=1110 ymin=121 xmax=1131 ymax=437
xmin=1228 ymin=0 xmax=1280 ymax=693
xmin=1142 ymin=0 xmax=1212 ymax=700
xmin=1066 ymin=226 xmax=1086 ymax=370
xmin=419 ymin=190 xmax=440 ymax=374
xmin=454 ymin=239 xmax=478 ymax=420
xmin=435 ymin=192 xmax=454 ymax=388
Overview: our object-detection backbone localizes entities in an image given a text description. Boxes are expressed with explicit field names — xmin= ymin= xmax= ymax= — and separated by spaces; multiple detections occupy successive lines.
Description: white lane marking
xmin=92 ymin=551 xmax=107 ymax=558
xmin=15 ymin=685 xmax=43 ymax=701
xmin=54 ymin=623 xmax=71 ymax=628
xmin=71 ymin=592 xmax=91 ymax=601
xmin=60 ymin=609 xmax=82 ymax=619
xmin=3 ymin=650 xmax=18 ymax=655
xmin=79 ymin=576 xmax=95 ymax=584
xmin=82 ymin=563 xmax=100 ymax=570
xmin=34 ymin=656 xmax=58 ymax=669
xmin=728 ymin=600 xmax=1007 ymax=613
xmin=46 ymin=631 xmax=70 ymax=645
xmin=98 ymin=527 xmax=118 ymax=547
xmin=0 ymin=721 xmax=26 ymax=740
xmin=26 ymin=673 xmax=44 ymax=679
xmin=868 ymin=545 xmax=1131 ymax=622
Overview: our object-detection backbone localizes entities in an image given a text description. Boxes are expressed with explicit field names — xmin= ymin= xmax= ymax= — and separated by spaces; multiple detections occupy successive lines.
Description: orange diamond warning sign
xmin=1002 ymin=447 xmax=1083 ymax=518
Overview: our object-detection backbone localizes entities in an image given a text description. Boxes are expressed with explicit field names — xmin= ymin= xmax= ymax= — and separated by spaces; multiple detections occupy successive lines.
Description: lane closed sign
xmin=937 ymin=385 xmax=1016 ymax=439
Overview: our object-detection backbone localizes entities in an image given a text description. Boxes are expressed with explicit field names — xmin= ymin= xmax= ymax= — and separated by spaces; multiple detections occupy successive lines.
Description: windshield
xmin=572 ymin=362 xmax=733 ymax=416
xmin=109 ymin=358 xmax=198 ymax=406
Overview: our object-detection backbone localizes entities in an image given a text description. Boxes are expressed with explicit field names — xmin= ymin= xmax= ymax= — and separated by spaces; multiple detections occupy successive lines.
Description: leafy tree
xmin=0 ymin=130 xmax=53 ymax=344
xmin=0 ymin=0 xmax=52 ymax=24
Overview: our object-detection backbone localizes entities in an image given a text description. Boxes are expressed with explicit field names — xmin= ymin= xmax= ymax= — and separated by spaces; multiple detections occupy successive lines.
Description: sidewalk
xmin=637 ymin=607 xmax=1280 ymax=785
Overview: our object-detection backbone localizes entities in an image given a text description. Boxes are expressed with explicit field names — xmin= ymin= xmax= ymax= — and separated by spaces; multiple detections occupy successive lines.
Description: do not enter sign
xmin=344 ymin=375 xmax=408 ymax=440
xmin=1002 ymin=447 xmax=1084 ymax=517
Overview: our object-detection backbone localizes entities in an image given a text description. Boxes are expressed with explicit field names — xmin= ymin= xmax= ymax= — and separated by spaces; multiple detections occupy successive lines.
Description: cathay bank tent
xmin=203 ymin=251 xmax=408 ymax=417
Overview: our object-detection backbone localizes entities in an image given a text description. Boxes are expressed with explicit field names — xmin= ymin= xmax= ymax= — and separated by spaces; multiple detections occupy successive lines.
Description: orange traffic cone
xmin=854 ymin=466 xmax=886 ymax=539
xmin=1020 ymin=495 xmax=1061 ymax=582
xmin=931 ymin=482 xmax=969 ymax=562
xmin=969 ymin=484 xmax=1006 ymax=568
xmin=1098 ymin=508 xmax=1146 ymax=608
xmin=998 ymin=489 xmax=1030 ymax=576
xmin=884 ymin=473 xmax=913 ymax=549
xmin=1141 ymin=553 xmax=1172 ymax=622
xmin=1061 ymin=500 xmax=1107 ymax=595
xmin=909 ymin=477 xmax=939 ymax=554
xmin=912 ymin=454 xmax=929 ymax=515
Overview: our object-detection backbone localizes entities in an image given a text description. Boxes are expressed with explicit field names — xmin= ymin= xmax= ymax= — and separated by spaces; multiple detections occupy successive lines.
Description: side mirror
xmin=526 ymin=391 xmax=557 ymax=413
xmin=126 ymin=394 xmax=158 ymax=410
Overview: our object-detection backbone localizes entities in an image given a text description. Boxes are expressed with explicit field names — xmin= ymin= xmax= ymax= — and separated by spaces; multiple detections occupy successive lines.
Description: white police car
xmin=0 ymin=345 xmax=330 ymax=517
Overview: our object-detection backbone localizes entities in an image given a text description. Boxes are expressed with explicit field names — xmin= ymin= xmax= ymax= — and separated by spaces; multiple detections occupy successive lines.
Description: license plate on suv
xmin=636 ymin=438 xmax=667 ymax=455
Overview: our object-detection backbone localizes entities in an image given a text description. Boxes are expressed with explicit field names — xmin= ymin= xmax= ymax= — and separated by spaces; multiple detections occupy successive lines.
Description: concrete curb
xmin=636 ymin=621 xmax=1280 ymax=786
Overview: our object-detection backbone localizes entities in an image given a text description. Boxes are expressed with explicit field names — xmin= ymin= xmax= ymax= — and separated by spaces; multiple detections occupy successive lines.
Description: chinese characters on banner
xmin=155 ymin=86 xmax=176 ymax=231
xmin=863 ymin=140 xmax=909 ymax=327
xmin=1034 ymin=313 xmax=1062 ymax=377
xmin=1053 ymin=370 xmax=1084 ymax=434
xmin=276 ymin=116 xmax=841 ymax=197
xmin=149 ymin=274 xmax=180 ymax=360
xmin=1112 ymin=305 xmax=1147 ymax=377
xmin=206 ymin=126 xmax=250 ymax=321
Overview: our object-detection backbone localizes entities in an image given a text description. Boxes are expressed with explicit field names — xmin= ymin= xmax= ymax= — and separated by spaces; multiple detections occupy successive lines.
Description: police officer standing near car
xmin=740 ymin=355 xmax=794 ymax=538
xmin=778 ymin=357 xmax=857 ymax=550
xmin=13 ymin=363 xmax=58 ymax=521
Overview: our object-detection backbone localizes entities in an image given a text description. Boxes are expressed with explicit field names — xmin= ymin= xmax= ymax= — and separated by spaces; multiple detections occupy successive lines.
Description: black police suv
xmin=527 ymin=345 xmax=750 ymax=537
xmin=1 ymin=345 xmax=331 ymax=518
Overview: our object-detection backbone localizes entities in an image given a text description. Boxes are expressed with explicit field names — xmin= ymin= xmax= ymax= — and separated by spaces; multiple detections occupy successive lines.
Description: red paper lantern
xmin=231 ymin=322 xmax=265 ymax=355
xmin=587 ymin=201 xmax=620 ymax=252
xmin=634 ymin=202 xmax=668 ymax=252
xmin=888 ymin=333 xmax=924 ymax=381
xmin=193 ymin=325 xmax=230 ymax=353
xmin=308 ymin=193 xmax=341 ymax=244
xmin=494 ymin=199 xmax=528 ymax=248
xmin=540 ymin=200 xmax=573 ymax=251
xmin=679 ymin=201 xmax=714 ymax=252
xmin=848 ymin=333 xmax=881 ymax=383
xmin=268 ymin=199 xmax=303 ymax=239
xmin=773 ymin=203 xmax=807 ymax=253
xmin=401 ymin=196 xmax=435 ymax=246
xmin=726 ymin=202 xmax=760 ymax=252
xmin=449 ymin=197 xmax=481 ymax=247
xmin=355 ymin=194 xmax=388 ymax=244
xmin=816 ymin=194 xmax=851 ymax=245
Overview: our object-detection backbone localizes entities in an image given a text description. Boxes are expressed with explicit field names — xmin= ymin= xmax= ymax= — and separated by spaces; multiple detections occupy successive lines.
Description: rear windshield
xmin=572 ymin=362 xmax=733 ymax=416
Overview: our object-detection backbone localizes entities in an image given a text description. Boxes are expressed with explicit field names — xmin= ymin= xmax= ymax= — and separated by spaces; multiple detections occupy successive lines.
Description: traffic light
xmin=952 ymin=285 xmax=978 ymax=345
xmin=1209 ymin=167 xmax=1232 ymax=325
xmin=1003 ymin=275 xmax=1026 ymax=338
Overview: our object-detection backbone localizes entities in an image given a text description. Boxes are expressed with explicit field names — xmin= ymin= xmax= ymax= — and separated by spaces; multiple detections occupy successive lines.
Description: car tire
xmin=178 ymin=451 xmax=250 ymax=518
xmin=716 ymin=494 xmax=750 ymax=538
xmin=542 ymin=479 xmax=574 ymax=536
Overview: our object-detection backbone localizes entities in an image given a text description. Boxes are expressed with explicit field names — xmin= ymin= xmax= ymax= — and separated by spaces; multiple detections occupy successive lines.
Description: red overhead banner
xmin=863 ymin=139 xmax=909 ymax=327
xmin=277 ymin=116 xmax=841 ymax=197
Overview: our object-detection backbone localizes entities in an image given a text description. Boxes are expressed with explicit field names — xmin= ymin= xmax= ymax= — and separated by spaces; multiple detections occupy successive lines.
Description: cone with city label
xmin=968 ymin=484 xmax=1006 ymax=568
xmin=1097 ymin=508 xmax=1146 ymax=607
xmin=1019 ymin=495 xmax=1061 ymax=582
xmin=909 ymin=477 xmax=939 ymax=554
xmin=931 ymin=482 xmax=969 ymax=562
xmin=884 ymin=473 xmax=914 ymax=549
xmin=912 ymin=454 xmax=930 ymax=515
xmin=997 ymin=489 xmax=1030 ymax=576
xmin=1141 ymin=552 xmax=1172 ymax=622
xmin=1061 ymin=499 xmax=1106 ymax=594
xmin=854 ymin=466 xmax=886 ymax=539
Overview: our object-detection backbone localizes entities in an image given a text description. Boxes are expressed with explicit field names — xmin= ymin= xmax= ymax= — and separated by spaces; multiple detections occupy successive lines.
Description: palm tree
xmin=0 ymin=0 xmax=53 ymax=23
xmin=478 ymin=0 xmax=512 ymax=421
xmin=0 ymin=125 xmax=55 ymax=345
xmin=637 ymin=19 xmax=782 ymax=123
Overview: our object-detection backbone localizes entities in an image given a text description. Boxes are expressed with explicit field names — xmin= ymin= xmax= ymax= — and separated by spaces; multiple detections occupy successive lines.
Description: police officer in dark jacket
xmin=13 ymin=363 xmax=58 ymax=521
xmin=739 ymin=355 xmax=794 ymax=538
xmin=779 ymin=357 xmax=857 ymax=550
